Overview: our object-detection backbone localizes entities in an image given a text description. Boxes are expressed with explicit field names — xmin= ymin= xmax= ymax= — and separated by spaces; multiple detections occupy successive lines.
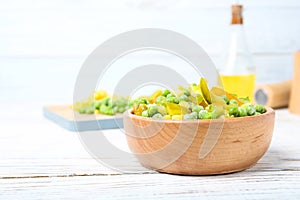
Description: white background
xmin=0 ymin=0 xmax=300 ymax=104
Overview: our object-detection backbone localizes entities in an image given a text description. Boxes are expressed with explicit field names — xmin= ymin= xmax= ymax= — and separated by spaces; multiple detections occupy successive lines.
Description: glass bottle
xmin=219 ymin=4 xmax=255 ymax=101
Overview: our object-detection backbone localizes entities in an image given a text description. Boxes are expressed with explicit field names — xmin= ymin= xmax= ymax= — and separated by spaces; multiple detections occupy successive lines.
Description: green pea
xmin=229 ymin=99 xmax=238 ymax=106
xmin=100 ymin=104 xmax=114 ymax=115
xmin=238 ymin=107 xmax=247 ymax=117
xmin=229 ymin=106 xmax=239 ymax=117
xmin=221 ymin=95 xmax=229 ymax=104
xmin=128 ymin=99 xmax=135 ymax=107
xmin=183 ymin=89 xmax=191 ymax=96
xmin=99 ymin=97 xmax=110 ymax=106
xmin=142 ymin=110 xmax=149 ymax=117
xmin=136 ymin=98 xmax=149 ymax=105
xmin=117 ymin=107 xmax=126 ymax=113
xmin=79 ymin=107 xmax=86 ymax=114
xmin=152 ymin=113 xmax=163 ymax=119
xmin=106 ymin=108 xmax=115 ymax=115
xmin=155 ymin=96 xmax=166 ymax=105
xmin=93 ymin=101 xmax=101 ymax=109
xmin=148 ymin=106 xmax=158 ymax=117
xmin=113 ymin=106 xmax=118 ymax=113
xmin=255 ymin=104 xmax=266 ymax=114
xmin=166 ymin=93 xmax=176 ymax=98
xmin=162 ymin=89 xmax=171 ymax=97
xmin=184 ymin=112 xmax=198 ymax=120
xmin=166 ymin=96 xmax=179 ymax=104
xmin=107 ymin=99 xmax=113 ymax=107
xmin=203 ymin=112 xmax=212 ymax=119
xmin=178 ymin=94 xmax=189 ymax=102
xmin=198 ymin=110 xmax=209 ymax=119
xmin=99 ymin=105 xmax=107 ymax=113
xmin=190 ymin=112 xmax=198 ymax=119
xmin=246 ymin=105 xmax=256 ymax=116
xmin=192 ymin=105 xmax=204 ymax=113
xmin=85 ymin=107 xmax=94 ymax=114
xmin=113 ymin=98 xmax=127 ymax=108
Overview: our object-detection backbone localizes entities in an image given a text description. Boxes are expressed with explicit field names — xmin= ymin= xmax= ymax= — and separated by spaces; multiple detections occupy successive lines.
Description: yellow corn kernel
xmin=164 ymin=115 xmax=172 ymax=120
xmin=172 ymin=115 xmax=183 ymax=120
xmin=94 ymin=109 xmax=100 ymax=114
xmin=94 ymin=90 xmax=108 ymax=100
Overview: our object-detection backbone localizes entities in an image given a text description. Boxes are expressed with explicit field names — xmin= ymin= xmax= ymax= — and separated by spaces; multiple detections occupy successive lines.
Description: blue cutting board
xmin=43 ymin=105 xmax=123 ymax=132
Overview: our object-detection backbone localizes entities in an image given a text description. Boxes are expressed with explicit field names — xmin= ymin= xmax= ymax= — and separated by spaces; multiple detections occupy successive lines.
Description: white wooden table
xmin=0 ymin=105 xmax=299 ymax=199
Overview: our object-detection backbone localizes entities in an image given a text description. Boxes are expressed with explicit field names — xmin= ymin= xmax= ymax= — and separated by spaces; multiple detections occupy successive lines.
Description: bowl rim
xmin=124 ymin=107 xmax=275 ymax=124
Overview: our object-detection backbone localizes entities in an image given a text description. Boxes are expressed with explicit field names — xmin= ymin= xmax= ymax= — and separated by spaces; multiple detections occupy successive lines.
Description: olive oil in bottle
xmin=219 ymin=4 xmax=255 ymax=101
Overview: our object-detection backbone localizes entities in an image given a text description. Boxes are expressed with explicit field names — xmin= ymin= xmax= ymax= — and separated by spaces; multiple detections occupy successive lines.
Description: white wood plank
xmin=0 ymin=171 xmax=299 ymax=200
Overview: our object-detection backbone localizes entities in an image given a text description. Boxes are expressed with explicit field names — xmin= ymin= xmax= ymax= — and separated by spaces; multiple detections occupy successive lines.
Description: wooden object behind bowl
xmin=289 ymin=51 xmax=300 ymax=114
xmin=124 ymin=108 xmax=275 ymax=175
xmin=255 ymin=80 xmax=292 ymax=108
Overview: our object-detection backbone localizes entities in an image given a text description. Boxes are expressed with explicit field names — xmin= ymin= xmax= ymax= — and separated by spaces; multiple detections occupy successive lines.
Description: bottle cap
xmin=231 ymin=4 xmax=243 ymax=24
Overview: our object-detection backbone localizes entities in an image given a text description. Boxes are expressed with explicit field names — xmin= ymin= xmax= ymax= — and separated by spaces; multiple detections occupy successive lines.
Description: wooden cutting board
xmin=43 ymin=105 xmax=123 ymax=132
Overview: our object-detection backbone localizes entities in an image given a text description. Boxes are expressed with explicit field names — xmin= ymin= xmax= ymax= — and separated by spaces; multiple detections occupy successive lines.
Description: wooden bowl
xmin=123 ymin=107 xmax=275 ymax=175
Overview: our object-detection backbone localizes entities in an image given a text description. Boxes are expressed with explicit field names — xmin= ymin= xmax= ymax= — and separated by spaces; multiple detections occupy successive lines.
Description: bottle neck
xmin=218 ymin=4 xmax=255 ymax=76
xmin=231 ymin=4 xmax=243 ymax=25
